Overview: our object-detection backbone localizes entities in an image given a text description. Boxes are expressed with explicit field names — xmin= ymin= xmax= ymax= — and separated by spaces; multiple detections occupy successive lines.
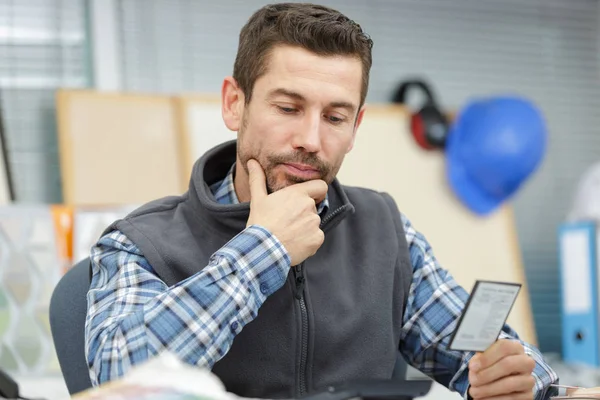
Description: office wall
xmin=106 ymin=0 xmax=600 ymax=353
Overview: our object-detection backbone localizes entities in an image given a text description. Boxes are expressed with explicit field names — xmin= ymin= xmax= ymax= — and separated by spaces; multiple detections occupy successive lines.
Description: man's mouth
xmin=281 ymin=163 xmax=321 ymax=180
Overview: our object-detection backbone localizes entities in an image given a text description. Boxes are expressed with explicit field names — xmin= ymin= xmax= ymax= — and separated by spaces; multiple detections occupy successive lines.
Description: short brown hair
xmin=233 ymin=3 xmax=373 ymax=108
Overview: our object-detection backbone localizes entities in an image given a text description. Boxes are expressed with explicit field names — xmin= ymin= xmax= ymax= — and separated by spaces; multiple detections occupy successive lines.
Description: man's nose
xmin=292 ymin=113 xmax=322 ymax=153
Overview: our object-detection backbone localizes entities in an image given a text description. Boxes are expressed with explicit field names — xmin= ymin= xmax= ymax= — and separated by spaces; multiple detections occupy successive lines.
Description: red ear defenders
xmin=391 ymin=80 xmax=449 ymax=150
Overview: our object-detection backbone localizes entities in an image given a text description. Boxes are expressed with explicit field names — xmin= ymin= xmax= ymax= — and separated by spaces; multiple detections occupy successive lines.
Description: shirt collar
xmin=210 ymin=163 xmax=330 ymax=215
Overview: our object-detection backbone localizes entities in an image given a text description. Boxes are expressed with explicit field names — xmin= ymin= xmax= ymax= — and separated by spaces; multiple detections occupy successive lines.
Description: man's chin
xmin=266 ymin=180 xmax=294 ymax=194
xmin=266 ymin=176 xmax=306 ymax=193
xmin=270 ymin=178 xmax=330 ymax=195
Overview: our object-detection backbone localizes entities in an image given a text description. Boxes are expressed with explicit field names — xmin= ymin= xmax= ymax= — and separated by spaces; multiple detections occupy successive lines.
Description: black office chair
xmin=49 ymin=258 xmax=430 ymax=399
xmin=49 ymin=257 xmax=93 ymax=395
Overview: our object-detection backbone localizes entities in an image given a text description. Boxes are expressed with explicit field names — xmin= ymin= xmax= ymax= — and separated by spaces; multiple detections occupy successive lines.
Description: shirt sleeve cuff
xmin=214 ymin=224 xmax=291 ymax=298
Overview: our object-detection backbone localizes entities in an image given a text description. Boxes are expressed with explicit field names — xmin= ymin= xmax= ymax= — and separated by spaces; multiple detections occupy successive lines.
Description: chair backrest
xmin=49 ymin=257 xmax=93 ymax=395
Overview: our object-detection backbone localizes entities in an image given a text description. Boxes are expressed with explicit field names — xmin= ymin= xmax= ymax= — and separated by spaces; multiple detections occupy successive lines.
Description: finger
xmin=295 ymin=179 xmax=328 ymax=203
xmin=468 ymin=374 xmax=535 ymax=399
xmin=469 ymin=354 xmax=535 ymax=387
xmin=470 ymin=340 xmax=524 ymax=373
xmin=313 ymin=228 xmax=325 ymax=249
xmin=247 ymin=159 xmax=268 ymax=200
xmin=311 ymin=198 xmax=318 ymax=214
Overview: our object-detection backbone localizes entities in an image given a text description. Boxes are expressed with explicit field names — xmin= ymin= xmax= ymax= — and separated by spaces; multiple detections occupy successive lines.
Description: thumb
xmin=247 ymin=159 xmax=268 ymax=200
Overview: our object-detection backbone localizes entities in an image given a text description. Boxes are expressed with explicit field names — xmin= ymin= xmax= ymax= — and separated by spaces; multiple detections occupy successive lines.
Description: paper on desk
xmin=74 ymin=352 xmax=260 ymax=400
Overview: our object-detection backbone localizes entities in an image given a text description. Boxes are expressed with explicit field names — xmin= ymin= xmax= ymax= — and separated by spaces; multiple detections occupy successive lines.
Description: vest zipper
xmin=320 ymin=205 xmax=350 ymax=231
xmin=291 ymin=205 xmax=348 ymax=396
xmin=293 ymin=263 xmax=308 ymax=397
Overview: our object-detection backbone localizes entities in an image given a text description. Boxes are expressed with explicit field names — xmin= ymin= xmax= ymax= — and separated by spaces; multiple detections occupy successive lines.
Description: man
xmin=85 ymin=3 xmax=559 ymax=400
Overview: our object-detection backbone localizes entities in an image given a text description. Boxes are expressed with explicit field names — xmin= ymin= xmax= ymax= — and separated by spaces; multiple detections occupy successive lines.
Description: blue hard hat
xmin=446 ymin=96 xmax=547 ymax=216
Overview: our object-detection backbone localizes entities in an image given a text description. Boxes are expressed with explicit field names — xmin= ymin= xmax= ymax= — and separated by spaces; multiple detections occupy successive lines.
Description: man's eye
xmin=279 ymin=106 xmax=297 ymax=114
xmin=327 ymin=115 xmax=344 ymax=124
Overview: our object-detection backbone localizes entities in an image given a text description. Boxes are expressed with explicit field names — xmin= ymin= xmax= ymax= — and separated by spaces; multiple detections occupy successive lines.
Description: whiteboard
xmin=177 ymin=96 xmax=237 ymax=176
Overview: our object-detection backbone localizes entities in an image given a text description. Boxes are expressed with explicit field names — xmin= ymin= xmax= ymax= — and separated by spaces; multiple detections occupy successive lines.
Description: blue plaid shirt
xmin=85 ymin=164 xmax=558 ymax=399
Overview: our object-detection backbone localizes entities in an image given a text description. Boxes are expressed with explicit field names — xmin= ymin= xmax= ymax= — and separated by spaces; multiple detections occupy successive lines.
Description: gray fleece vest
xmin=104 ymin=140 xmax=413 ymax=399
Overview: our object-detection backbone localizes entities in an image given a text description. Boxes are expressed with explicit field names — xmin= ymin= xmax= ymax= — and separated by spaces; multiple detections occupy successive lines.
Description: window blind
xmin=0 ymin=0 xmax=89 ymax=203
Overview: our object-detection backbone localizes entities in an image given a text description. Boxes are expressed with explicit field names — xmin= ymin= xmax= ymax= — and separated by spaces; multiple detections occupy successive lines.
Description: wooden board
xmin=178 ymin=98 xmax=537 ymax=346
xmin=56 ymin=90 xmax=185 ymax=206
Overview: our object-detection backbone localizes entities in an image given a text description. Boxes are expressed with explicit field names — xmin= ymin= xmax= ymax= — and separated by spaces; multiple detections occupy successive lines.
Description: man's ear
xmin=347 ymin=105 xmax=366 ymax=153
xmin=222 ymin=76 xmax=245 ymax=132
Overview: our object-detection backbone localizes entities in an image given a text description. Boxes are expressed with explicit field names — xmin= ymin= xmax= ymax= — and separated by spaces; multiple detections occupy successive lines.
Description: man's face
xmin=233 ymin=45 xmax=365 ymax=194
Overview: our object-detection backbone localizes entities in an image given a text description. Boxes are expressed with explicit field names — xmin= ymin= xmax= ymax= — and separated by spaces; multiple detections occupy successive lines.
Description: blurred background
xmin=1 ymin=0 xmax=600 ymax=399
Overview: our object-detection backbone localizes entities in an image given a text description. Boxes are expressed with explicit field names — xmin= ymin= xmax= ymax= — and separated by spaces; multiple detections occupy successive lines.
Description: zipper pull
xmin=294 ymin=265 xmax=305 ymax=299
